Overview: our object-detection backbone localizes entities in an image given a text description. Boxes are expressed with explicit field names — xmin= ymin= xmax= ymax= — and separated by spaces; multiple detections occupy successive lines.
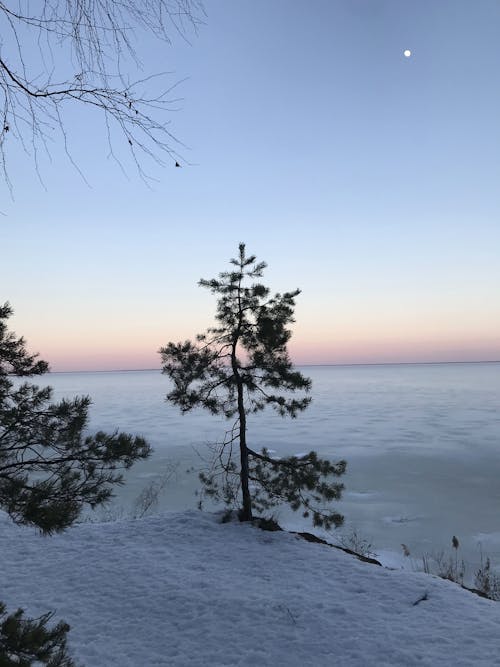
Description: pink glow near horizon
xmin=45 ymin=338 xmax=500 ymax=372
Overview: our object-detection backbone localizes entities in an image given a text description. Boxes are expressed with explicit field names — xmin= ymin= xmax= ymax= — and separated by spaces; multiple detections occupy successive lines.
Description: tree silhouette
xmin=0 ymin=602 xmax=76 ymax=666
xmin=0 ymin=302 xmax=151 ymax=533
xmin=160 ymin=243 xmax=346 ymax=528
xmin=0 ymin=0 xmax=204 ymax=188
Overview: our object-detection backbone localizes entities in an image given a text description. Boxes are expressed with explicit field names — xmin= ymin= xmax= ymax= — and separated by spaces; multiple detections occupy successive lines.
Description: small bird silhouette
xmin=175 ymin=162 xmax=181 ymax=168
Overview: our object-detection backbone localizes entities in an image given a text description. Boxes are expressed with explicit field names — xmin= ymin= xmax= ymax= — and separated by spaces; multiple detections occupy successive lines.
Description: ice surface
xmin=44 ymin=363 xmax=500 ymax=576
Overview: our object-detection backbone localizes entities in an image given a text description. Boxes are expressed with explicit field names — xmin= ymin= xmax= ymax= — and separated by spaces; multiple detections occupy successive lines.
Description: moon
xmin=403 ymin=49 xmax=412 ymax=58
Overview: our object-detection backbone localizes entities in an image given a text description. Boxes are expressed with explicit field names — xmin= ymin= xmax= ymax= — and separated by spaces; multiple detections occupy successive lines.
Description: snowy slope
xmin=1 ymin=510 xmax=500 ymax=667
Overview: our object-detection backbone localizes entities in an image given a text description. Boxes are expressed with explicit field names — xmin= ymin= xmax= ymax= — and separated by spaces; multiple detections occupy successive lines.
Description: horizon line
xmin=48 ymin=359 xmax=500 ymax=374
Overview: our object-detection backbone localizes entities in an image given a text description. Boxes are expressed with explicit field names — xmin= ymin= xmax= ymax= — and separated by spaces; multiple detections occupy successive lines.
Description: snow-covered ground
xmin=2 ymin=510 xmax=500 ymax=667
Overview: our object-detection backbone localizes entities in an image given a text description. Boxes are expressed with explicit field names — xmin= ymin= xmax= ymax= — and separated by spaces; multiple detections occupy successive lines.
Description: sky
xmin=1 ymin=0 xmax=499 ymax=371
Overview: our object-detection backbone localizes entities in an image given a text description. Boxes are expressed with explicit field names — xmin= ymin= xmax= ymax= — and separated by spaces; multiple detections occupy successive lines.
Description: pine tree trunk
xmin=232 ymin=267 xmax=253 ymax=522
xmin=237 ymin=379 xmax=253 ymax=521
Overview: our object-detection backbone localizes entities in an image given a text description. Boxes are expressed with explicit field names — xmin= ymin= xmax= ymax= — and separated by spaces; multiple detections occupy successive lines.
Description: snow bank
xmin=1 ymin=510 xmax=500 ymax=666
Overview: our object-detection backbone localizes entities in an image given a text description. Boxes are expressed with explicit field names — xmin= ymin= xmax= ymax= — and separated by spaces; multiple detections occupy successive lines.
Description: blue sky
xmin=2 ymin=0 xmax=499 ymax=370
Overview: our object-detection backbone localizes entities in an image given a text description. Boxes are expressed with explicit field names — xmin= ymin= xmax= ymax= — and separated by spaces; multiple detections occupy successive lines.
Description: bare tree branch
xmin=0 ymin=0 xmax=205 ymax=190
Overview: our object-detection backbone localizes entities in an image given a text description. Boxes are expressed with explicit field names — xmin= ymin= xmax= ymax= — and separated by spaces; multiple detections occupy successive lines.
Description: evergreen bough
xmin=0 ymin=602 xmax=75 ymax=666
xmin=0 ymin=302 xmax=151 ymax=533
xmin=160 ymin=243 xmax=346 ymax=528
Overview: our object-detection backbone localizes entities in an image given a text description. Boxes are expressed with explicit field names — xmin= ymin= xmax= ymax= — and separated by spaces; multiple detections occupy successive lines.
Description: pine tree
xmin=0 ymin=602 xmax=75 ymax=666
xmin=0 ymin=301 xmax=152 ymax=533
xmin=160 ymin=243 xmax=346 ymax=528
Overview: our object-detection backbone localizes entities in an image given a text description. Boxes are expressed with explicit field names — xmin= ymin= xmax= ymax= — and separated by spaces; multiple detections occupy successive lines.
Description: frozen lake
xmin=46 ymin=362 xmax=500 ymax=577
